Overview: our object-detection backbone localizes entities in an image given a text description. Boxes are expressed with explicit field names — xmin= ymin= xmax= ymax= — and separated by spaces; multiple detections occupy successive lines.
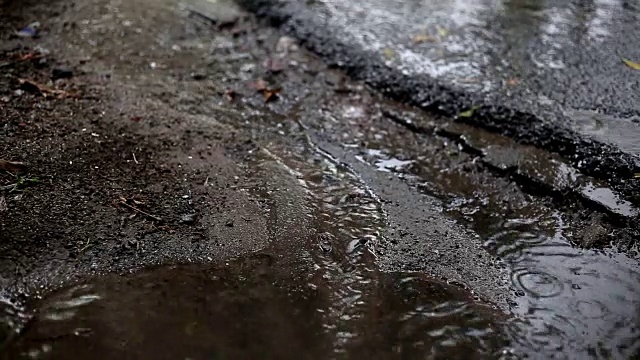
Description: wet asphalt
xmin=1 ymin=0 xmax=640 ymax=358
xmin=236 ymin=0 xmax=640 ymax=207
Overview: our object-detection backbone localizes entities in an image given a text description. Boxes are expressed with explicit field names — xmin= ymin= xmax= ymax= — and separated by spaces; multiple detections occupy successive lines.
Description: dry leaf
xmin=261 ymin=88 xmax=282 ymax=103
xmin=506 ymin=78 xmax=519 ymax=86
xmin=412 ymin=33 xmax=436 ymax=44
xmin=437 ymin=27 xmax=449 ymax=37
xmin=0 ymin=196 xmax=6 ymax=212
xmin=622 ymin=58 xmax=640 ymax=71
xmin=382 ymin=48 xmax=396 ymax=61
xmin=18 ymin=78 xmax=77 ymax=98
xmin=250 ymin=79 xmax=281 ymax=103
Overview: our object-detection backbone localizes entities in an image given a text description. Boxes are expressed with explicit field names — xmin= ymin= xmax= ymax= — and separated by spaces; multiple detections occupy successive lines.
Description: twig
xmin=0 ymin=159 xmax=27 ymax=174
xmin=0 ymin=183 xmax=17 ymax=192
xmin=118 ymin=199 xmax=162 ymax=222
xmin=132 ymin=153 xmax=139 ymax=164
xmin=204 ymin=176 xmax=209 ymax=186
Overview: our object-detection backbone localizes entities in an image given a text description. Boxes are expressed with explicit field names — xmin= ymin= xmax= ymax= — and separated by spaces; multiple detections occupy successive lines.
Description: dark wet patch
xmin=235 ymin=0 xmax=640 ymax=210
xmin=2 ymin=0 xmax=640 ymax=359
xmin=1 ymin=256 xmax=506 ymax=359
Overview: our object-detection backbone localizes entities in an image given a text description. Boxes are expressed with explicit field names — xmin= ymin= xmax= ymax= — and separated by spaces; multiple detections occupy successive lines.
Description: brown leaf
xmin=261 ymin=88 xmax=282 ymax=103
xmin=18 ymin=78 xmax=77 ymax=98
xmin=249 ymin=79 xmax=281 ymax=103
xmin=506 ymin=78 xmax=519 ymax=86
xmin=0 ymin=159 xmax=27 ymax=174
xmin=412 ymin=33 xmax=437 ymax=44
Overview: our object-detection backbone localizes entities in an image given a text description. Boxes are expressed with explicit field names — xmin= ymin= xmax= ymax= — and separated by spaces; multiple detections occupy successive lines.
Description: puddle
xmin=1 ymin=259 xmax=505 ymax=360
xmin=1 ymin=130 xmax=506 ymax=359
xmin=317 ymin=103 xmax=640 ymax=358
xmin=259 ymin=74 xmax=639 ymax=358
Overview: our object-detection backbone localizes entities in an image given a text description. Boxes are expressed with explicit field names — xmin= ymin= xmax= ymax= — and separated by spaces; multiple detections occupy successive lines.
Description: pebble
xmin=180 ymin=213 xmax=196 ymax=224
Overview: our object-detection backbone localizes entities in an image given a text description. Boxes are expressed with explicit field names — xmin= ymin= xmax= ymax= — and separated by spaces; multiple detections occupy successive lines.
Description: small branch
xmin=119 ymin=198 xmax=162 ymax=222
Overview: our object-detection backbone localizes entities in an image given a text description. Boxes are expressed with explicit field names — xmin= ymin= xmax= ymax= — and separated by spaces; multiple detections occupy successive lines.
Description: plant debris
xmin=250 ymin=79 xmax=281 ymax=103
xmin=117 ymin=196 xmax=162 ymax=222
xmin=0 ymin=176 xmax=39 ymax=192
xmin=622 ymin=58 xmax=640 ymax=71
xmin=18 ymin=78 xmax=78 ymax=98
xmin=382 ymin=48 xmax=396 ymax=61
xmin=458 ymin=106 xmax=479 ymax=118
xmin=0 ymin=196 xmax=6 ymax=212
xmin=0 ymin=159 xmax=27 ymax=174
xmin=412 ymin=33 xmax=436 ymax=44
xmin=0 ymin=51 xmax=44 ymax=68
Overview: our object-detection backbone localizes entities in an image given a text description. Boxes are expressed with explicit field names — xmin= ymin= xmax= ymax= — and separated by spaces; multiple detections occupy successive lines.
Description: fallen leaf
xmin=622 ymin=58 xmax=640 ymax=71
xmin=0 ymin=159 xmax=27 ymax=174
xmin=0 ymin=196 xmax=6 ymax=212
xmin=18 ymin=78 xmax=77 ymax=98
xmin=458 ymin=106 xmax=479 ymax=118
xmin=437 ymin=27 xmax=449 ymax=37
xmin=382 ymin=48 xmax=396 ymax=61
xmin=249 ymin=79 xmax=281 ymax=103
xmin=261 ymin=88 xmax=282 ymax=103
xmin=634 ymin=173 xmax=640 ymax=178
xmin=412 ymin=33 xmax=436 ymax=44
xmin=506 ymin=78 xmax=519 ymax=86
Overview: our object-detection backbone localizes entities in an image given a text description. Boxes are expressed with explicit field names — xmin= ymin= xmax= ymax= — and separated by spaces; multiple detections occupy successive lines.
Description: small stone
xmin=275 ymin=36 xmax=298 ymax=55
xmin=240 ymin=63 xmax=255 ymax=73
xmin=180 ymin=213 xmax=196 ymax=224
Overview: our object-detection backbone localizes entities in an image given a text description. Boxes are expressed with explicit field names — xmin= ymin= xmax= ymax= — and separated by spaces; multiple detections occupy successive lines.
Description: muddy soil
xmin=0 ymin=0 xmax=639 ymax=359
xmin=0 ymin=0 xmax=273 ymax=294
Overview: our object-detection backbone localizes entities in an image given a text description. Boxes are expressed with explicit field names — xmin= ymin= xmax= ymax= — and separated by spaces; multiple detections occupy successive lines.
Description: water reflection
xmin=296 ymin=86 xmax=640 ymax=358
xmin=1 ymin=258 xmax=506 ymax=359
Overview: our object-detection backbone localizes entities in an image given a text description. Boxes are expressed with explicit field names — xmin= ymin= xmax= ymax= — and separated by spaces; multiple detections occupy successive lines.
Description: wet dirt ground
xmin=1 ymin=0 xmax=639 ymax=359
